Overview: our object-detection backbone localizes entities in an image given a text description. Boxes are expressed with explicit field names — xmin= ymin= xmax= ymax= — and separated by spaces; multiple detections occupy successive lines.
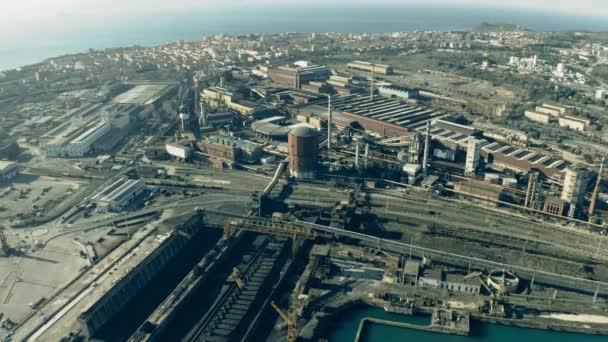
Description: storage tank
xmin=288 ymin=126 xmax=318 ymax=179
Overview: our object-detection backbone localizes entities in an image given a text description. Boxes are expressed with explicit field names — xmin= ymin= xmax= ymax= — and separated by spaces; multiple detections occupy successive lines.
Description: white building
xmin=166 ymin=141 xmax=192 ymax=160
xmin=66 ymin=122 xmax=111 ymax=157
xmin=92 ymin=178 xmax=146 ymax=211
xmin=558 ymin=115 xmax=590 ymax=132
xmin=524 ymin=110 xmax=551 ymax=124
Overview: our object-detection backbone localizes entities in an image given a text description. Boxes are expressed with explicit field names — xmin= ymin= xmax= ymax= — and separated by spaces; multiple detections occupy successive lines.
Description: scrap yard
xmin=3 ymin=29 xmax=608 ymax=342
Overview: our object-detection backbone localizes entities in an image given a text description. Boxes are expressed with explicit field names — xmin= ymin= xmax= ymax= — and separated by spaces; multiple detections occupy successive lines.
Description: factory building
xmin=267 ymin=63 xmax=330 ymax=88
xmin=347 ymin=61 xmax=393 ymax=75
xmin=92 ymin=178 xmax=146 ymax=211
xmin=201 ymin=87 xmax=255 ymax=116
xmin=42 ymin=121 xmax=112 ymax=158
xmin=561 ymin=165 xmax=589 ymax=206
xmin=288 ymin=125 xmax=318 ymax=179
xmin=97 ymin=79 xmax=125 ymax=100
xmin=454 ymin=180 xmax=505 ymax=205
xmin=299 ymin=94 xmax=449 ymax=138
xmin=166 ymin=141 xmax=192 ymax=160
xmin=41 ymin=104 xmax=138 ymax=157
xmin=378 ymin=85 xmax=418 ymax=100
xmin=422 ymin=120 xmax=569 ymax=181
xmin=465 ymin=139 xmax=481 ymax=175
xmin=0 ymin=161 xmax=18 ymax=183
xmin=197 ymin=135 xmax=263 ymax=164
xmin=543 ymin=196 xmax=566 ymax=216
xmin=418 ymin=269 xmax=481 ymax=294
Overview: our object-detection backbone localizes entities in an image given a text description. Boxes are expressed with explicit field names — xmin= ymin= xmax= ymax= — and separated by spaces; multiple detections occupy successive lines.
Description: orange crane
xmin=271 ymin=301 xmax=297 ymax=342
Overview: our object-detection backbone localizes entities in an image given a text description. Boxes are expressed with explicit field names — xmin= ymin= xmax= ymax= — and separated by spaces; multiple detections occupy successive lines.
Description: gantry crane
xmin=271 ymin=301 xmax=297 ymax=342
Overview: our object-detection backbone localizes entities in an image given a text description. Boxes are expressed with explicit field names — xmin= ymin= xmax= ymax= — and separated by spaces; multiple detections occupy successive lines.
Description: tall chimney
xmin=422 ymin=121 xmax=431 ymax=178
xmin=364 ymin=143 xmax=370 ymax=169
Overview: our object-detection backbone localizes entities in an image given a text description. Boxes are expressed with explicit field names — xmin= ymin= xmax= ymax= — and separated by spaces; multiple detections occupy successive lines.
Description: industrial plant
xmin=2 ymin=26 xmax=608 ymax=342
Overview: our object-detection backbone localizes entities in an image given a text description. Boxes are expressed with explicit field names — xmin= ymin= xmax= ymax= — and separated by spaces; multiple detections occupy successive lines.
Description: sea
xmin=2 ymin=4 xmax=608 ymax=71
xmin=327 ymin=306 xmax=608 ymax=342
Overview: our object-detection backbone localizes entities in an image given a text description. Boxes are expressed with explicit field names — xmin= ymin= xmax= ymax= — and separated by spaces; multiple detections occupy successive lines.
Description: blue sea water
xmin=2 ymin=5 xmax=608 ymax=71
xmin=327 ymin=306 xmax=608 ymax=342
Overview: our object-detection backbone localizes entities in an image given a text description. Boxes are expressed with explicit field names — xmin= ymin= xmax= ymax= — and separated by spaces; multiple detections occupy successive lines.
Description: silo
xmin=288 ymin=126 xmax=318 ymax=179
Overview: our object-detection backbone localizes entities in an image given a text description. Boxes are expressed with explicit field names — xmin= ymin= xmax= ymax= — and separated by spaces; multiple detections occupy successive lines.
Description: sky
xmin=1 ymin=0 xmax=608 ymax=24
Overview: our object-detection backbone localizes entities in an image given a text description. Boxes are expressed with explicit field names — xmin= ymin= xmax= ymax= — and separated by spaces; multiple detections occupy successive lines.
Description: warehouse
xmin=92 ymin=178 xmax=146 ymax=211
xmin=347 ymin=61 xmax=393 ymax=75
xmin=299 ymin=94 xmax=450 ymax=137
xmin=267 ymin=63 xmax=330 ymax=88
xmin=423 ymin=120 xmax=568 ymax=181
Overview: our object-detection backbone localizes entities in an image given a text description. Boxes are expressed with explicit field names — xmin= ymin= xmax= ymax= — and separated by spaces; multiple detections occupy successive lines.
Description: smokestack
xmin=364 ymin=143 xmax=369 ymax=169
xmin=422 ymin=121 xmax=431 ymax=178
xmin=327 ymin=95 xmax=332 ymax=151
xmin=589 ymin=156 xmax=604 ymax=218
xmin=355 ymin=142 xmax=360 ymax=169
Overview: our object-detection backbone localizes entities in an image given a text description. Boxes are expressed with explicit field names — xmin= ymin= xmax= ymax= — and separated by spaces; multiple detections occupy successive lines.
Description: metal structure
xmin=0 ymin=226 xmax=11 ymax=256
xmin=408 ymin=132 xmax=422 ymax=164
xmin=223 ymin=217 xmax=330 ymax=241
xmin=370 ymin=63 xmax=375 ymax=101
xmin=422 ymin=121 xmax=431 ymax=178
xmin=230 ymin=267 xmax=245 ymax=289
xmin=271 ymin=301 xmax=297 ymax=342
xmin=524 ymin=172 xmax=542 ymax=209
xmin=589 ymin=156 xmax=604 ymax=218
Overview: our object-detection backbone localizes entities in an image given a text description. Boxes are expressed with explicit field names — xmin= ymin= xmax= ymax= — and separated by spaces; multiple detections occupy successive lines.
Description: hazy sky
xmin=2 ymin=0 xmax=608 ymax=23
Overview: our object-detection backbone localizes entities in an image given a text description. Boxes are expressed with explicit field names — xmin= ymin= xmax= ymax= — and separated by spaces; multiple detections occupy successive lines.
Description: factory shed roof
xmin=0 ymin=161 xmax=17 ymax=173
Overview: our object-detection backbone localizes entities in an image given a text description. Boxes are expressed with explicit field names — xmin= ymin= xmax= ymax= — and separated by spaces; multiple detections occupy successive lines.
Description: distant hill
xmin=473 ymin=22 xmax=530 ymax=32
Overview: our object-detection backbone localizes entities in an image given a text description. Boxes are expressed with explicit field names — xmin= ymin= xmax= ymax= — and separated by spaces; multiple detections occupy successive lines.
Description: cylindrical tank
xmin=288 ymin=126 xmax=318 ymax=179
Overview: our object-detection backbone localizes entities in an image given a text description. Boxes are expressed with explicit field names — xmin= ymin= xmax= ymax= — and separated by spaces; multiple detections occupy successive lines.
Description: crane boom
xmin=271 ymin=301 xmax=297 ymax=342
xmin=271 ymin=301 xmax=291 ymax=324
